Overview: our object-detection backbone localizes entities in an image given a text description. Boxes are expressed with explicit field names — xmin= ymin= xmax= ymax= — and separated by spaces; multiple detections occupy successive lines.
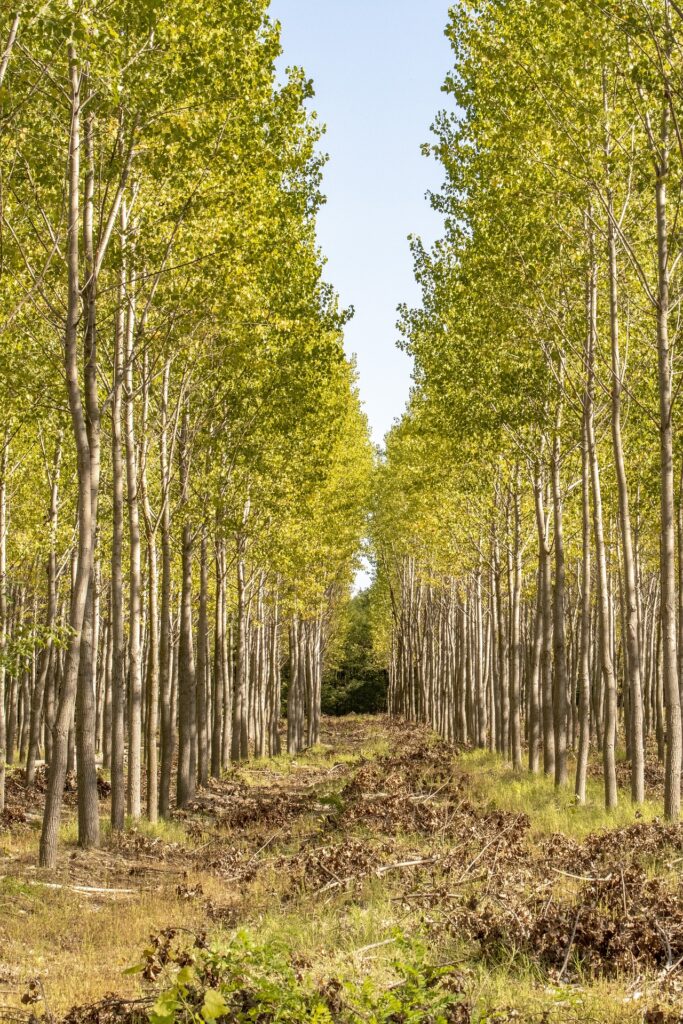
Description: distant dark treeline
xmin=322 ymin=591 xmax=388 ymax=716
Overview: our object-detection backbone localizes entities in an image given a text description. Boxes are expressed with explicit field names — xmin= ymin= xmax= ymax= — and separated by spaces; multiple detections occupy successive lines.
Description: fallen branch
xmin=655 ymin=921 xmax=674 ymax=969
xmin=44 ymin=882 xmax=139 ymax=896
xmin=375 ymin=857 xmax=437 ymax=876
xmin=550 ymin=867 xmax=613 ymax=883
xmin=620 ymin=867 xmax=629 ymax=917
xmin=558 ymin=906 xmax=581 ymax=981
xmin=410 ymin=780 xmax=452 ymax=804
xmin=455 ymin=821 xmax=517 ymax=882
xmin=0 ymin=877 xmax=139 ymax=897
xmin=391 ymin=880 xmax=486 ymax=902
xmin=246 ymin=824 xmax=288 ymax=865
xmin=353 ymin=937 xmax=397 ymax=956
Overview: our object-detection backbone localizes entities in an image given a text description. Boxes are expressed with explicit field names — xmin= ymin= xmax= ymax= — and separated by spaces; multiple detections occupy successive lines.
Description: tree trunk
xmin=586 ymin=224 xmax=618 ymax=810
xmin=0 ymin=441 xmax=7 ymax=814
xmin=655 ymin=108 xmax=681 ymax=821
xmin=102 ymin=609 xmax=112 ymax=770
xmin=123 ymin=248 xmax=142 ymax=820
xmin=76 ymin=97 xmax=101 ymax=851
xmin=533 ymin=463 xmax=555 ymax=776
xmin=510 ymin=476 xmax=523 ymax=770
xmin=528 ymin=572 xmax=543 ymax=774
xmin=196 ymin=532 xmax=209 ymax=787
xmin=27 ymin=439 xmax=62 ymax=786
xmin=110 ymin=209 xmax=127 ymax=833
xmin=40 ymin=49 xmax=94 ymax=868
xmin=576 ymin=410 xmax=592 ymax=805
xmin=551 ymin=406 xmax=569 ymax=788
xmin=159 ymin=361 xmax=174 ymax=818
xmin=603 ymin=173 xmax=645 ymax=803
xmin=232 ymin=536 xmax=249 ymax=762
xmin=211 ymin=541 xmax=224 ymax=779
xmin=176 ymin=409 xmax=196 ymax=808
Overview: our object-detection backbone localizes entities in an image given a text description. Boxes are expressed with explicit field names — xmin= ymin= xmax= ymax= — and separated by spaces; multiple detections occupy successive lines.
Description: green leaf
xmin=176 ymin=966 xmax=195 ymax=989
xmin=150 ymin=989 xmax=182 ymax=1024
xmin=201 ymin=988 xmax=229 ymax=1022
xmin=122 ymin=963 xmax=145 ymax=976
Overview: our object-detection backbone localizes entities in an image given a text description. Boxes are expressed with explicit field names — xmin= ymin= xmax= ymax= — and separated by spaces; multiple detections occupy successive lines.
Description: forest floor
xmin=1 ymin=716 xmax=683 ymax=1023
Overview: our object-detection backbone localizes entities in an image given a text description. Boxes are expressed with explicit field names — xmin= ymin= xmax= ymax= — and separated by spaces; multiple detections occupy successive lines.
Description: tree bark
xmin=27 ymin=439 xmax=62 ymax=786
xmin=603 ymin=173 xmax=645 ymax=803
xmin=586 ymin=226 xmax=618 ymax=810
xmin=510 ymin=476 xmax=523 ymax=770
xmin=0 ymin=441 xmax=7 ymax=814
xmin=158 ymin=361 xmax=174 ymax=817
xmin=196 ymin=532 xmax=209 ymax=787
xmin=76 ymin=94 xmax=101 ymax=851
xmin=140 ymin=350 xmax=159 ymax=822
xmin=40 ymin=49 xmax=94 ymax=868
xmin=123 ymin=242 xmax=142 ymax=820
xmin=176 ymin=409 xmax=196 ymax=808
xmin=551 ymin=404 xmax=569 ymax=788
xmin=576 ymin=411 xmax=592 ymax=805
xmin=211 ymin=541 xmax=225 ymax=778
xmin=110 ymin=209 xmax=127 ymax=833
xmin=655 ymin=108 xmax=681 ymax=820
xmin=533 ymin=463 xmax=555 ymax=776
xmin=232 ymin=531 xmax=249 ymax=761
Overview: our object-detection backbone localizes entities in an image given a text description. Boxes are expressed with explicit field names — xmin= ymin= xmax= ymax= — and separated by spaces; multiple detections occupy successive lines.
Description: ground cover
xmin=1 ymin=717 xmax=682 ymax=1023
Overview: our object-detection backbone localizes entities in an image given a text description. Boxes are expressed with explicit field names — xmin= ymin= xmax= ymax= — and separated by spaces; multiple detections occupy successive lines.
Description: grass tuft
xmin=460 ymin=747 xmax=660 ymax=839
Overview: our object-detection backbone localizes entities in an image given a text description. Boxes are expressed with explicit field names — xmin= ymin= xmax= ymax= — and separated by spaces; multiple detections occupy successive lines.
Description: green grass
xmin=2 ymin=718 xmax=678 ymax=1022
xmin=54 ymin=812 xmax=202 ymax=849
xmin=459 ymin=748 xmax=661 ymax=839
xmin=466 ymin=964 xmax=648 ymax=1023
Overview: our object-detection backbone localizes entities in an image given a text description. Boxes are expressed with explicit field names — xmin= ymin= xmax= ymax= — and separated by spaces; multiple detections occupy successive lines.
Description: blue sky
xmin=269 ymin=0 xmax=454 ymax=446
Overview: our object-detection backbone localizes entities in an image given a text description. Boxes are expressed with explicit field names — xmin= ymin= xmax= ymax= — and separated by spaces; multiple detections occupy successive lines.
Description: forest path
xmin=2 ymin=718 xmax=683 ymax=1022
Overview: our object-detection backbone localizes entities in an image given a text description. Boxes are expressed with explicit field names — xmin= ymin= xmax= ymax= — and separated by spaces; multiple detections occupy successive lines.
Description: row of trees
xmin=0 ymin=2 xmax=372 ymax=867
xmin=372 ymin=0 xmax=683 ymax=818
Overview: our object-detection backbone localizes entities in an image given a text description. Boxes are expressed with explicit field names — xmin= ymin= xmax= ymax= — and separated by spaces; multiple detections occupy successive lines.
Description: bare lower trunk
xmin=0 ymin=443 xmax=7 ymax=814
xmin=510 ymin=476 xmax=522 ymax=770
xmin=533 ymin=464 xmax=555 ymax=776
xmin=40 ymin=49 xmax=94 ymax=867
xmin=586 ymin=228 xmax=618 ymax=810
xmin=604 ymin=178 xmax=645 ymax=804
xmin=110 ymin=213 xmax=126 ymax=832
xmin=124 ymin=254 xmax=142 ymax=820
xmin=196 ymin=532 xmax=209 ymax=787
xmin=139 ymin=350 xmax=159 ymax=821
xmin=287 ymin=617 xmax=302 ymax=754
xmin=576 ymin=412 xmax=592 ymax=805
xmin=232 ymin=540 xmax=249 ymax=761
xmin=528 ymin=574 xmax=543 ymax=774
xmin=551 ymin=412 xmax=569 ymax=787
xmin=76 ymin=575 xmax=99 ymax=847
xmin=145 ymin=535 xmax=159 ymax=822
xmin=176 ymin=519 xmax=196 ymax=806
xmin=27 ymin=440 xmax=62 ymax=786
xmin=176 ymin=410 xmax=196 ymax=807
xmin=655 ymin=118 xmax=681 ymax=820
xmin=211 ymin=542 xmax=225 ymax=778
xmin=158 ymin=362 xmax=174 ymax=817
xmin=102 ymin=611 xmax=112 ymax=769
xmin=476 ymin=561 xmax=488 ymax=749
xmin=76 ymin=99 xmax=101 ymax=850
xmin=223 ymin=614 xmax=234 ymax=768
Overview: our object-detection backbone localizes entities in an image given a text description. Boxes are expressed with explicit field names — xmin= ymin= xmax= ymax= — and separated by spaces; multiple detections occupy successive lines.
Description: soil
xmin=2 ymin=717 xmax=683 ymax=1022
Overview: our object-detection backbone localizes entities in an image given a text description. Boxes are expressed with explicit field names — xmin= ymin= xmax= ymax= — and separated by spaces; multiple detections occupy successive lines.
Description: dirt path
xmin=2 ymin=717 xmax=683 ymax=1022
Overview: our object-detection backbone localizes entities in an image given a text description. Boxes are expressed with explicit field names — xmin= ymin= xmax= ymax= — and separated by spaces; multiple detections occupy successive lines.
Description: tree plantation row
xmin=9 ymin=0 xmax=683 ymax=888
xmin=0 ymin=3 xmax=373 ymax=869
xmin=369 ymin=0 xmax=683 ymax=821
